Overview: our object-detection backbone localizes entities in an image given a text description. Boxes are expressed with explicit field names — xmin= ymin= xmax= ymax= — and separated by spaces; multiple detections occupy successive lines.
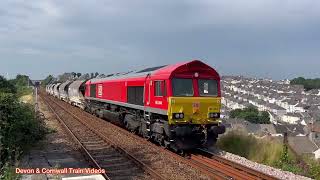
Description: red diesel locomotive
xmin=84 ymin=60 xmax=225 ymax=151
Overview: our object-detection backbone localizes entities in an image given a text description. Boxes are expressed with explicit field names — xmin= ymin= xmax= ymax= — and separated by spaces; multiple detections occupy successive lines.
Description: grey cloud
xmin=0 ymin=0 xmax=319 ymax=80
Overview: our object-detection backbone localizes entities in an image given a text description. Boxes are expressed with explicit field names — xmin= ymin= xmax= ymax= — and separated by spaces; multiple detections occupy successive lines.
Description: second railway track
xmin=190 ymin=149 xmax=277 ymax=180
xmin=41 ymin=93 xmax=165 ymax=180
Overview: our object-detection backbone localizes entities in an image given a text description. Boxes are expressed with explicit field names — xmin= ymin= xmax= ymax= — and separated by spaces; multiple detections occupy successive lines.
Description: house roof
xmin=288 ymin=136 xmax=318 ymax=155
xmin=269 ymin=104 xmax=286 ymax=110
xmin=274 ymin=124 xmax=306 ymax=136
xmin=295 ymin=103 xmax=305 ymax=107
xmin=285 ymin=113 xmax=302 ymax=118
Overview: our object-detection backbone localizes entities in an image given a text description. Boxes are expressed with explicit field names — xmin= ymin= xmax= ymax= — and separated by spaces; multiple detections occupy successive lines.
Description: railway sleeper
xmin=107 ymin=174 xmax=144 ymax=180
xmin=80 ymin=137 xmax=104 ymax=142
xmin=87 ymin=148 xmax=118 ymax=156
xmin=97 ymin=156 xmax=129 ymax=164
xmin=81 ymin=140 xmax=105 ymax=145
xmin=107 ymin=167 xmax=143 ymax=178
xmin=83 ymin=142 xmax=109 ymax=148
xmin=85 ymin=145 xmax=113 ymax=151
xmin=100 ymin=161 xmax=136 ymax=172
xmin=92 ymin=153 xmax=123 ymax=159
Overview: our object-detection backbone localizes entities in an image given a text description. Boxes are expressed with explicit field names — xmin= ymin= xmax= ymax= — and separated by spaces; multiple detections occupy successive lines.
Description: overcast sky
xmin=0 ymin=0 xmax=319 ymax=80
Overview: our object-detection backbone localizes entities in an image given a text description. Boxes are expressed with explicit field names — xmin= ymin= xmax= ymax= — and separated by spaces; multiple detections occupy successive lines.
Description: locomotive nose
xmin=168 ymin=97 xmax=221 ymax=125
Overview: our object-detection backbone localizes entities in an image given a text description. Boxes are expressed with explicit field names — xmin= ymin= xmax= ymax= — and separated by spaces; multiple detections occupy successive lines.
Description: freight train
xmin=46 ymin=60 xmax=226 ymax=152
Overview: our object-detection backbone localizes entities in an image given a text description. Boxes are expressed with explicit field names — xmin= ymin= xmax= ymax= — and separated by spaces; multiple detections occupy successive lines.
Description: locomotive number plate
xmin=98 ymin=84 xmax=103 ymax=97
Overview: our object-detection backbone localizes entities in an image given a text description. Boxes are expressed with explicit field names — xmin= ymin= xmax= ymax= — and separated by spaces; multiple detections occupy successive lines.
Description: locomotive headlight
xmin=179 ymin=113 xmax=184 ymax=119
xmin=209 ymin=113 xmax=220 ymax=118
xmin=173 ymin=113 xmax=184 ymax=119
xmin=209 ymin=113 xmax=214 ymax=118
xmin=175 ymin=113 xmax=180 ymax=119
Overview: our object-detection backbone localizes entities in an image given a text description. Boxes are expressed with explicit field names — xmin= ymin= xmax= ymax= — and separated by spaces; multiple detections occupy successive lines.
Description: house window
xmin=155 ymin=80 xmax=166 ymax=96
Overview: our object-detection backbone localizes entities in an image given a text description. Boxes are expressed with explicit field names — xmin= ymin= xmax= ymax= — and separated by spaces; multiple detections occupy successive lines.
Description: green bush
xmin=0 ymin=164 xmax=20 ymax=180
xmin=0 ymin=93 xmax=47 ymax=169
xmin=217 ymin=130 xmax=257 ymax=158
xmin=303 ymin=156 xmax=320 ymax=179
xmin=16 ymin=86 xmax=33 ymax=98
xmin=217 ymin=130 xmax=283 ymax=163
xmin=230 ymin=106 xmax=270 ymax=124
xmin=0 ymin=76 xmax=16 ymax=94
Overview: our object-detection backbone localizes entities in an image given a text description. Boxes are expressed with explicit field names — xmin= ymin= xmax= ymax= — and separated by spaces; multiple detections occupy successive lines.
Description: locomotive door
xmin=143 ymin=74 xmax=152 ymax=121
xmin=144 ymin=74 xmax=152 ymax=106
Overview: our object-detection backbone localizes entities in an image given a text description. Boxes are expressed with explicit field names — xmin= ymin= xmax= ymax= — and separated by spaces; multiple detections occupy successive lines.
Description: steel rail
xmin=197 ymin=148 xmax=278 ymax=180
xmin=41 ymin=93 xmax=166 ymax=180
xmin=191 ymin=154 xmax=257 ymax=180
xmin=41 ymin=94 xmax=110 ymax=180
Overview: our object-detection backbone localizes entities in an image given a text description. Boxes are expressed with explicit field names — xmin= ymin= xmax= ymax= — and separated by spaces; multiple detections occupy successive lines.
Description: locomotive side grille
xmin=90 ymin=84 xmax=96 ymax=98
xmin=127 ymin=86 xmax=144 ymax=106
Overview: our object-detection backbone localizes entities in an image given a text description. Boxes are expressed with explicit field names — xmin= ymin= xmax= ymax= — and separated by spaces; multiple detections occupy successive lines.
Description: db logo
xmin=193 ymin=102 xmax=200 ymax=108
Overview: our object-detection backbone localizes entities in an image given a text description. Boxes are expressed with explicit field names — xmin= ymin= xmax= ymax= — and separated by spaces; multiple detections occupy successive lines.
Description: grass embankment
xmin=217 ymin=130 xmax=320 ymax=179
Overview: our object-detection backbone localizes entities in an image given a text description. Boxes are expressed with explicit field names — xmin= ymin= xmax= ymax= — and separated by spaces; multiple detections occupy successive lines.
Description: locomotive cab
xmin=166 ymin=77 xmax=225 ymax=150
xmin=147 ymin=61 xmax=226 ymax=150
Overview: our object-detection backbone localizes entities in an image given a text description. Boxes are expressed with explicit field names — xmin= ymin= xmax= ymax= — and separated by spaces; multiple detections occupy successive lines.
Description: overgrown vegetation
xmin=230 ymin=106 xmax=270 ymax=124
xmin=0 ymin=75 xmax=47 ymax=179
xmin=217 ymin=130 xmax=284 ymax=164
xmin=291 ymin=77 xmax=320 ymax=91
xmin=217 ymin=130 xmax=320 ymax=179
xmin=5 ymin=74 xmax=33 ymax=97
xmin=0 ymin=76 xmax=16 ymax=94
xmin=0 ymin=165 xmax=20 ymax=180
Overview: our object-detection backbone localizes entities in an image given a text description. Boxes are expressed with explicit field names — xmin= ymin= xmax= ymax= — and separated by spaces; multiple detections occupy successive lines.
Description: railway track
xmin=41 ymin=93 xmax=165 ymax=180
xmin=41 ymin=92 xmax=278 ymax=180
xmin=190 ymin=149 xmax=278 ymax=180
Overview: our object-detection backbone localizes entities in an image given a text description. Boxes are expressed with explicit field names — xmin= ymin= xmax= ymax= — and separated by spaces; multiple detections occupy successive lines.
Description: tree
xmin=80 ymin=73 xmax=90 ymax=80
xmin=229 ymin=106 xmax=270 ymax=124
xmin=95 ymin=72 xmax=99 ymax=77
xmin=76 ymin=73 xmax=82 ymax=78
xmin=290 ymin=77 xmax=320 ymax=90
xmin=42 ymin=75 xmax=54 ymax=86
xmin=259 ymin=111 xmax=271 ymax=124
xmin=71 ymin=72 xmax=76 ymax=78
xmin=10 ymin=74 xmax=29 ymax=87
xmin=230 ymin=109 xmax=242 ymax=118
xmin=58 ymin=73 xmax=74 ymax=82
xmin=0 ymin=76 xmax=16 ymax=94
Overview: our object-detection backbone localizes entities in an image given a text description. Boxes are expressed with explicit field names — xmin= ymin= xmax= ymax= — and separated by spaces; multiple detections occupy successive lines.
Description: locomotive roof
xmin=90 ymin=65 xmax=169 ymax=83
xmin=90 ymin=60 xmax=219 ymax=83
